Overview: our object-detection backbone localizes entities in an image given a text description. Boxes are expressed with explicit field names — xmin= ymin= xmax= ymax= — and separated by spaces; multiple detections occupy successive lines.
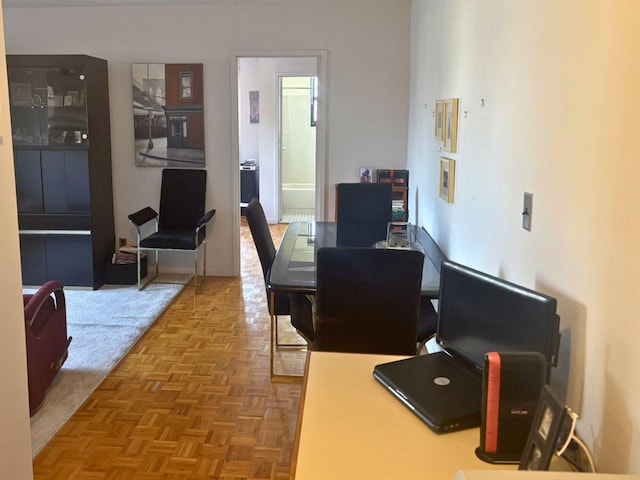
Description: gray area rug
xmin=26 ymin=279 xmax=185 ymax=456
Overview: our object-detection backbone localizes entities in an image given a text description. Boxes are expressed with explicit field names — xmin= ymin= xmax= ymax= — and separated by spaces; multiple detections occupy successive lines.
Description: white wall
xmin=407 ymin=0 xmax=640 ymax=473
xmin=3 ymin=0 xmax=411 ymax=276
xmin=0 ymin=1 xmax=36 ymax=477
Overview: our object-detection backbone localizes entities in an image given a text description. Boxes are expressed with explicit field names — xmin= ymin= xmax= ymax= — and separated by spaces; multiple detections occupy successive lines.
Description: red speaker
xmin=476 ymin=351 xmax=547 ymax=464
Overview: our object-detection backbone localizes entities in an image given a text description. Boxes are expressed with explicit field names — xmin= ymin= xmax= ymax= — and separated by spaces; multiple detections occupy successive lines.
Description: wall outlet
xmin=522 ymin=192 xmax=533 ymax=231
xmin=119 ymin=237 xmax=128 ymax=248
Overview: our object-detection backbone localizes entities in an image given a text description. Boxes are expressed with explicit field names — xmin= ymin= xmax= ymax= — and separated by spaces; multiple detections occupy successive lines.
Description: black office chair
xmin=128 ymin=168 xmax=216 ymax=292
xmin=335 ymin=182 xmax=393 ymax=247
xmin=313 ymin=247 xmax=424 ymax=355
xmin=245 ymin=198 xmax=315 ymax=351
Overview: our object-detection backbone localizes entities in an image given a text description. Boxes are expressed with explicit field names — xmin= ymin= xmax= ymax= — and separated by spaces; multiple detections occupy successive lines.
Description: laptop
xmin=373 ymin=351 xmax=482 ymax=433
xmin=373 ymin=260 xmax=561 ymax=434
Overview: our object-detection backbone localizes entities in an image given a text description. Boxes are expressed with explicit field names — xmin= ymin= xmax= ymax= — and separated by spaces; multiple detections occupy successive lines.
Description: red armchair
xmin=23 ymin=281 xmax=72 ymax=415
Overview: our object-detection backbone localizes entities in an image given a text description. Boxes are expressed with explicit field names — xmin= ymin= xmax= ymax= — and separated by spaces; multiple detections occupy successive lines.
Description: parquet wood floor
xmin=32 ymin=220 xmax=307 ymax=480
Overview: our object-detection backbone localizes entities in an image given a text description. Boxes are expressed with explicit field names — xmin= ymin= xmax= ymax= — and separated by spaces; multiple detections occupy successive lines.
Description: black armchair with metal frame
xmin=245 ymin=198 xmax=314 ymax=370
xmin=128 ymin=168 xmax=216 ymax=293
xmin=313 ymin=247 xmax=424 ymax=355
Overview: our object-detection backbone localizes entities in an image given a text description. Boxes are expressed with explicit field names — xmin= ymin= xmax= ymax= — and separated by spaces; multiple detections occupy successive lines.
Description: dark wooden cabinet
xmin=8 ymin=55 xmax=114 ymax=289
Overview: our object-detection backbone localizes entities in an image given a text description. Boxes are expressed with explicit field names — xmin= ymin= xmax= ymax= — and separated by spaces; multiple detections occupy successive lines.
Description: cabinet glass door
xmin=9 ymin=66 xmax=88 ymax=146
xmin=45 ymin=67 xmax=88 ymax=145
xmin=8 ymin=67 xmax=42 ymax=145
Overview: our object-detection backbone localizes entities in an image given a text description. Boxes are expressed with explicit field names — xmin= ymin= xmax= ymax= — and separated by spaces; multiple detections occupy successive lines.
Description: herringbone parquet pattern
xmin=32 ymin=221 xmax=306 ymax=479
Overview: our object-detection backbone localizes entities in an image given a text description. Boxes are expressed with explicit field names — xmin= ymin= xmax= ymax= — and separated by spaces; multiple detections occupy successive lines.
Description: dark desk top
xmin=268 ymin=221 xmax=445 ymax=297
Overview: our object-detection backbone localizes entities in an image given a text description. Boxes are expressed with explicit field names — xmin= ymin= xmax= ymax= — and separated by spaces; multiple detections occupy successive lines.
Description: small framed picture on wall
xmin=439 ymin=157 xmax=455 ymax=203
xmin=434 ymin=99 xmax=444 ymax=140
xmin=249 ymin=90 xmax=259 ymax=124
xmin=443 ymin=98 xmax=459 ymax=153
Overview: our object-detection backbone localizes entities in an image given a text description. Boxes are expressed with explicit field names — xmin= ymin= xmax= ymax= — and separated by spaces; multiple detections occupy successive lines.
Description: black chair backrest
xmin=159 ymin=169 xmax=207 ymax=232
xmin=314 ymin=247 xmax=424 ymax=355
xmin=336 ymin=183 xmax=392 ymax=247
xmin=245 ymin=198 xmax=276 ymax=281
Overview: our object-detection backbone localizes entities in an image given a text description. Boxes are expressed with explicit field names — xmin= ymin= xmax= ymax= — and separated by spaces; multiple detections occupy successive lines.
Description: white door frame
xmin=230 ymin=50 xmax=328 ymax=276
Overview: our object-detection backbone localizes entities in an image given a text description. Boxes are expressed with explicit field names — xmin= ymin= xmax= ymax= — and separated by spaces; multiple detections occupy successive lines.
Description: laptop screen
xmin=436 ymin=261 xmax=560 ymax=378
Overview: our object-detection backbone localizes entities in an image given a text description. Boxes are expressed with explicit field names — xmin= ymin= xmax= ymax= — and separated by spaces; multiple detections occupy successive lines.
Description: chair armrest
xmin=196 ymin=209 xmax=216 ymax=229
xmin=128 ymin=207 xmax=158 ymax=227
xmin=24 ymin=281 xmax=65 ymax=328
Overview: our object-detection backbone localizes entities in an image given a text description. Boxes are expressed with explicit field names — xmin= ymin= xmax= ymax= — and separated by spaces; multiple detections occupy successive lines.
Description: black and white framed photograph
xmin=434 ymin=99 xmax=444 ymax=140
xmin=132 ymin=63 xmax=205 ymax=167
xmin=439 ymin=157 xmax=455 ymax=203
xmin=443 ymin=97 xmax=459 ymax=153
xmin=519 ymin=385 xmax=568 ymax=471
xmin=249 ymin=90 xmax=259 ymax=124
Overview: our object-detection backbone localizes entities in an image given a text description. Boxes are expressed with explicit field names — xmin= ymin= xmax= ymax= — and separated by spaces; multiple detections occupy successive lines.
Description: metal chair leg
xmin=269 ymin=291 xmax=276 ymax=378
xmin=275 ymin=315 xmax=308 ymax=349
xmin=269 ymin=292 xmax=306 ymax=378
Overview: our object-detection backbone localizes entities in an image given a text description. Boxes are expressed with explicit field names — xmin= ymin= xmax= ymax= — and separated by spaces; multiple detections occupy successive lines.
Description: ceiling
xmin=3 ymin=0 xmax=282 ymax=5
xmin=2 ymin=0 xmax=392 ymax=6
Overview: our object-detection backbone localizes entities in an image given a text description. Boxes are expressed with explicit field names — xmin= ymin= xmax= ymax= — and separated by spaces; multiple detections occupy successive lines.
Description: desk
xmin=291 ymin=352 xmax=514 ymax=479
xmin=269 ymin=221 xmax=444 ymax=297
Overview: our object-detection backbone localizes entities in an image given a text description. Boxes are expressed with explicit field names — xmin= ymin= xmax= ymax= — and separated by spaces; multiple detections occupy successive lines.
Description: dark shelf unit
xmin=8 ymin=54 xmax=114 ymax=289
xmin=391 ymin=186 xmax=408 ymax=222
xmin=377 ymin=169 xmax=409 ymax=222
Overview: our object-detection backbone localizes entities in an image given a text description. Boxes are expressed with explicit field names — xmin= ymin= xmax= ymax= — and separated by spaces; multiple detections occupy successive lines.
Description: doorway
xmin=235 ymin=55 xmax=324 ymax=224
xmin=168 ymin=117 xmax=188 ymax=148
xmin=232 ymin=51 xmax=327 ymax=277
xmin=278 ymin=75 xmax=316 ymax=223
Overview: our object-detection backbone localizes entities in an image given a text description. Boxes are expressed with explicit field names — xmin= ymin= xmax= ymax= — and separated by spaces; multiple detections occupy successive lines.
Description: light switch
xmin=522 ymin=192 xmax=533 ymax=231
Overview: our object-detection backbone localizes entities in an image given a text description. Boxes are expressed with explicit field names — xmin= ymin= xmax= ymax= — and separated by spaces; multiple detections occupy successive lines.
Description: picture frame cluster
xmin=434 ymin=97 xmax=458 ymax=153
xmin=434 ymin=97 xmax=459 ymax=203
xmin=439 ymin=157 xmax=455 ymax=203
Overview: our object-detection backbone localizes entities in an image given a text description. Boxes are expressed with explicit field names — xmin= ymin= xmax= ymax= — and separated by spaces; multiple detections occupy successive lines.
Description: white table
xmin=290 ymin=351 xmax=515 ymax=479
